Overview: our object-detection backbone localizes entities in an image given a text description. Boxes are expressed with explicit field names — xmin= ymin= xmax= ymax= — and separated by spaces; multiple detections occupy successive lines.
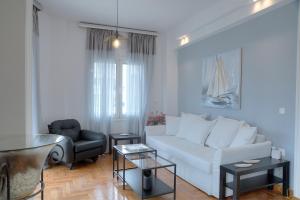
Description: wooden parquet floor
xmin=34 ymin=154 xmax=293 ymax=200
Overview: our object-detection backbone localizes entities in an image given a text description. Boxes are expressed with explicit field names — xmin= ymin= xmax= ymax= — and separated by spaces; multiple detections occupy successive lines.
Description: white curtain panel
xmin=124 ymin=33 xmax=156 ymax=140
xmin=86 ymin=28 xmax=115 ymax=135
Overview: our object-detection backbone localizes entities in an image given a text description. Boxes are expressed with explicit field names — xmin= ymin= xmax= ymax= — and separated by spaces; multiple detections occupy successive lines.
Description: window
xmin=93 ymin=61 xmax=138 ymax=119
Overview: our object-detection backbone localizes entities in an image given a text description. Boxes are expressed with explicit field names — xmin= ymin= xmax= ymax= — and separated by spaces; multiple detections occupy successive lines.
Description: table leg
xmin=267 ymin=169 xmax=274 ymax=190
xmin=233 ymin=174 xmax=240 ymax=200
xmin=283 ymin=163 xmax=290 ymax=196
xmin=109 ymin=136 xmax=112 ymax=154
xmin=112 ymin=148 xmax=115 ymax=177
xmin=41 ymin=169 xmax=44 ymax=200
xmin=142 ymin=170 xmax=144 ymax=200
xmin=113 ymin=139 xmax=118 ymax=160
xmin=116 ymin=151 xmax=119 ymax=180
xmin=155 ymin=150 xmax=157 ymax=177
xmin=123 ymin=155 xmax=125 ymax=190
xmin=219 ymin=167 xmax=226 ymax=200
xmin=130 ymin=139 xmax=133 ymax=144
xmin=174 ymin=165 xmax=176 ymax=200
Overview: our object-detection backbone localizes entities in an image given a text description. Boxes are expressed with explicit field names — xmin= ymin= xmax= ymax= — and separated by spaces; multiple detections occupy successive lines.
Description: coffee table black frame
xmin=113 ymin=144 xmax=176 ymax=200
xmin=219 ymin=157 xmax=290 ymax=200
xmin=109 ymin=133 xmax=141 ymax=154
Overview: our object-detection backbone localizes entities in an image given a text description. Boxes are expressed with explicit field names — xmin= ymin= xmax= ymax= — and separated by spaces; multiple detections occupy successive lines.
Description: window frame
xmin=115 ymin=61 xmax=131 ymax=119
xmin=93 ymin=43 xmax=132 ymax=119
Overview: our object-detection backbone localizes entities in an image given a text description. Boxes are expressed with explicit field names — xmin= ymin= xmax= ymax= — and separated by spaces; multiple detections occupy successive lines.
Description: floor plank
xmin=35 ymin=155 xmax=292 ymax=200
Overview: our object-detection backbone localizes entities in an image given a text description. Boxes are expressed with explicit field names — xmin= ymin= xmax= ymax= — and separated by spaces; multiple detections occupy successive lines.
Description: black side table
xmin=219 ymin=157 xmax=289 ymax=200
xmin=108 ymin=133 xmax=141 ymax=154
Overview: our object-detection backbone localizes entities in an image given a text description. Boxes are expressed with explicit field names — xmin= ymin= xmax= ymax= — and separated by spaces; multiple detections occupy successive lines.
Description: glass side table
xmin=113 ymin=144 xmax=176 ymax=199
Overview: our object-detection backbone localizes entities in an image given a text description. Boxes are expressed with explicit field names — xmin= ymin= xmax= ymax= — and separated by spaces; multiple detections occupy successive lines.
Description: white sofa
xmin=145 ymin=115 xmax=272 ymax=198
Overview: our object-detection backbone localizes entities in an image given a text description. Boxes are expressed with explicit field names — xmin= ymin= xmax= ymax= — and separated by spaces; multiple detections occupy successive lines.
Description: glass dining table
xmin=0 ymin=134 xmax=64 ymax=200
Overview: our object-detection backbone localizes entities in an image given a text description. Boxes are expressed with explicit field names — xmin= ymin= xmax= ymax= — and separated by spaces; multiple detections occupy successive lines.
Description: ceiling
xmin=38 ymin=0 xmax=219 ymax=32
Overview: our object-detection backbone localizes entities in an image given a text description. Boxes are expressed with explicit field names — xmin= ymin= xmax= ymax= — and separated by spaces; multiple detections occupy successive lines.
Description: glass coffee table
xmin=113 ymin=144 xmax=176 ymax=199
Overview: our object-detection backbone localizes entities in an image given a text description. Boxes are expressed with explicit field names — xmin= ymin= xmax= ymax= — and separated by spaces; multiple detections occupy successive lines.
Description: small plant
xmin=146 ymin=112 xmax=165 ymax=126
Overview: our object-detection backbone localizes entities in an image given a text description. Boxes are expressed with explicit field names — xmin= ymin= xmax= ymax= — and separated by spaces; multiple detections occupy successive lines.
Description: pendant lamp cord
xmin=116 ymin=0 xmax=119 ymax=34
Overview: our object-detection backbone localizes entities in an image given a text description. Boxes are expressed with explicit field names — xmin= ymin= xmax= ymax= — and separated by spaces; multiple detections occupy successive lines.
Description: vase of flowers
xmin=146 ymin=112 xmax=165 ymax=126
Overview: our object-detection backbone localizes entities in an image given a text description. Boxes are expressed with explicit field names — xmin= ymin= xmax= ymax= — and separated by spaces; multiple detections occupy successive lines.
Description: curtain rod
xmin=79 ymin=22 xmax=159 ymax=36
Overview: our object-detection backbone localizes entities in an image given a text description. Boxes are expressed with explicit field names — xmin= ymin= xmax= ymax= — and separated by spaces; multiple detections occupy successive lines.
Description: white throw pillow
xmin=176 ymin=113 xmax=207 ymax=138
xmin=185 ymin=119 xmax=216 ymax=145
xmin=230 ymin=127 xmax=257 ymax=147
xmin=205 ymin=116 xmax=244 ymax=149
xmin=165 ymin=115 xmax=181 ymax=136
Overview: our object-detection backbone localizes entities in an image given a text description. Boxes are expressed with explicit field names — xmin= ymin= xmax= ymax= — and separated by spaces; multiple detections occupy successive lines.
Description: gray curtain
xmin=86 ymin=28 xmax=115 ymax=135
xmin=32 ymin=6 xmax=41 ymax=134
xmin=125 ymin=33 xmax=156 ymax=141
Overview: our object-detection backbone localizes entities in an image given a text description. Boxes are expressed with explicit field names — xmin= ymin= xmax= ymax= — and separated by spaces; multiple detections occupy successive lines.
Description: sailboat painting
xmin=201 ymin=48 xmax=242 ymax=109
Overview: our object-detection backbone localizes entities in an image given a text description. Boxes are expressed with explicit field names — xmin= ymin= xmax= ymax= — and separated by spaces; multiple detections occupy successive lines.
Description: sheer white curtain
xmin=123 ymin=33 xmax=156 ymax=140
xmin=86 ymin=28 xmax=115 ymax=135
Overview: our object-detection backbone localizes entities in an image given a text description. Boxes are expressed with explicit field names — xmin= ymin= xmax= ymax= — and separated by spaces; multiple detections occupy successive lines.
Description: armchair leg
xmin=92 ymin=156 xmax=98 ymax=162
xmin=67 ymin=163 xmax=75 ymax=170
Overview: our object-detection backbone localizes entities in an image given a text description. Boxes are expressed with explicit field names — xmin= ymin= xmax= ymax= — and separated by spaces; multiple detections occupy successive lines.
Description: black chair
xmin=48 ymin=119 xmax=107 ymax=169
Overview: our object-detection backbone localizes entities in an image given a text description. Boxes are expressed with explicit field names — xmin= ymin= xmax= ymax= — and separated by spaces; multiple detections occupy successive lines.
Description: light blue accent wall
xmin=178 ymin=2 xmax=298 ymax=184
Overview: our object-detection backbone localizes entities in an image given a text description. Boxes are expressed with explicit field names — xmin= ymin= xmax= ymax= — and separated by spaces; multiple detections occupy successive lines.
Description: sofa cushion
xmin=230 ymin=126 xmax=257 ymax=147
xmin=185 ymin=118 xmax=216 ymax=145
xmin=205 ymin=116 xmax=244 ymax=149
xmin=176 ymin=113 xmax=207 ymax=139
xmin=147 ymin=135 xmax=216 ymax=173
xmin=74 ymin=140 xmax=103 ymax=152
xmin=166 ymin=115 xmax=181 ymax=136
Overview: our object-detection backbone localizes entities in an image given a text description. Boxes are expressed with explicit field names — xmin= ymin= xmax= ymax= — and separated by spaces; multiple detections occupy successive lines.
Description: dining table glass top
xmin=0 ymin=134 xmax=64 ymax=152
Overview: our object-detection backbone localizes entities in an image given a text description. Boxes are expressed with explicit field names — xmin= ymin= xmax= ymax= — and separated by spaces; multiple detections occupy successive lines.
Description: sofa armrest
xmin=145 ymin=125 xmax=166 ymax=136
xmin=213 ymin=141 xmax=272 ymax=165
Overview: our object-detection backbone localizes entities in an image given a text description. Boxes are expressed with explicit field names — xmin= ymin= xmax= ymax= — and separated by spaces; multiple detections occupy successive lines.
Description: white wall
xmin=39 ymin=12 xmax=166 ymax=132
xmin=39 ymin=12 xmax=87 ymax=132
xmin=0 ymin=0 xmax=32 ymax=136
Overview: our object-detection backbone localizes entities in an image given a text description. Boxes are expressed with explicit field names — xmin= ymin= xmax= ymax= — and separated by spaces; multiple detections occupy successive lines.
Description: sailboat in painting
xmin=206 ymin=56 xmax=232 ymax=106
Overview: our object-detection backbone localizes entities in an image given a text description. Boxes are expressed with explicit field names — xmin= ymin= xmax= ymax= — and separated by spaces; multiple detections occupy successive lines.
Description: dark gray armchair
xmin=48 ymin=119 xmax=107 ymax=169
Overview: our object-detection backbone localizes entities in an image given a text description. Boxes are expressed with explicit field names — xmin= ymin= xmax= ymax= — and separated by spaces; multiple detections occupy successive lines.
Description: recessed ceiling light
xmin=252 ymin=0 xmax=258 ymax=2
xmin=180 ymin=36 xmax=189 ymax=46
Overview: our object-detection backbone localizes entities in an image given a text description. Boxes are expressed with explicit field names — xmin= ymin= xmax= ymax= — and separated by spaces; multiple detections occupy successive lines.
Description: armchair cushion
xmin=80 ymin=130 xmax=106 ymax=142
xmin=49 ymin=119 xmax=81 ymax=141
xmin=74 ymin=140 xmax=103 ymax=153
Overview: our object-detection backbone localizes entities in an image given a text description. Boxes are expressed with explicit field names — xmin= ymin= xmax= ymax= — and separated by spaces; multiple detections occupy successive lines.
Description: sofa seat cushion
xmin=74 ymin=140 xmax=103 ymax=152
xmin=147 ymin=136 xmax=216 ymax=173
